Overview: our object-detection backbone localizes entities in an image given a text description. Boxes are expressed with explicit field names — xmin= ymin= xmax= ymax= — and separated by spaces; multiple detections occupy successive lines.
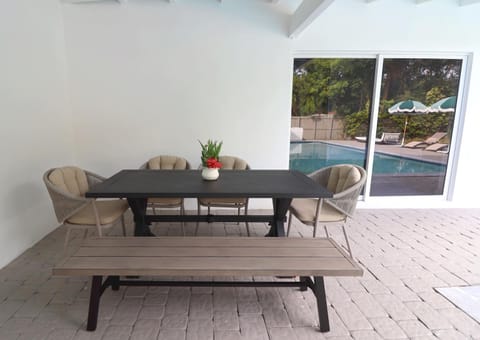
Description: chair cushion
xmin=148 ymin=156 xmax=188 ymax=170
xmin=327 ymin=165 xmax=362 ymax=193
xmin=219 ymin=156 xmax=248 ymax=170
xmin=49 ymin=167 xmax=89 ymax=196
xmin=198 ymin=156 xmax=248 ymax=207
xmin=199 ymin=197 xmax=247 ymax=206
xmin=148 ymin=197 xmax=183 ymax=206
xmin=67 ymin=200 xmax=128 ymax=225
xmin=290 ymin=198 xmax=346 ymax=223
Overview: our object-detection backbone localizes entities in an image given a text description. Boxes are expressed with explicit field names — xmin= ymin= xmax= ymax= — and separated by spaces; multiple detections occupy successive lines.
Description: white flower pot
xmin=202 ymin=167 xmax=219 ymax=181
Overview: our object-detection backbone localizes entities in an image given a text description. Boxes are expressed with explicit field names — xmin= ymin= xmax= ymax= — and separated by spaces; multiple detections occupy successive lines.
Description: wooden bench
xmin=53 ymin=237 xmax=363 ymax=332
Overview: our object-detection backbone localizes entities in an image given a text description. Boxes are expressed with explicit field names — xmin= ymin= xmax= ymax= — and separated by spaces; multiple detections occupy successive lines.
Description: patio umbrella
xmin=388 ymin=99 xmax=429 ymax=146
xmin=429 ymin=96 xmax=456 ymax=113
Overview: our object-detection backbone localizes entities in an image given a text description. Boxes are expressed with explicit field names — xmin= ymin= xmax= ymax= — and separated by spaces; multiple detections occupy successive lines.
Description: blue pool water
xmin=290 ymin=142 xmax=447 ymax=175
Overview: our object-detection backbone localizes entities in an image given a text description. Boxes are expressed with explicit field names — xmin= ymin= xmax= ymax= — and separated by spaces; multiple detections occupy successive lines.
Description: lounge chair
xmin=403 ymin=132 xmax=447 ymax=149
xmin=354 ymin=132 xmax=401 ymax=144
xmin=425 ymin=143 xmax=449 ymax=152
xmin=382 ymin=132 xmax=401 ymax=144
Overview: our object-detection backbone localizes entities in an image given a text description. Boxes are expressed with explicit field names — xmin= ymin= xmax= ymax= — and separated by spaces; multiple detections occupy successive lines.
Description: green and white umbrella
xmin=388 ymin=99 xmax=429 ymax=114
xmin=429 ymin=96 xmax=456 ymax=113
xmin=388 ymin=100 xmax=429 ymax=146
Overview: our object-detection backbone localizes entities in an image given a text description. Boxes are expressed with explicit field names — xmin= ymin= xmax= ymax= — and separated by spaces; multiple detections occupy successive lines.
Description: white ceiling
xmin=64 ymin=0 xmax=480 ymax=11
xmin=63 ymin=0 xmax=480 ymax=38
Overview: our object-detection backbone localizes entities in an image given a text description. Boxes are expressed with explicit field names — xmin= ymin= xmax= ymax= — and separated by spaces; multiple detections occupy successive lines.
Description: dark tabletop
xmin=86 ymin=169 xmax=332 ymax=199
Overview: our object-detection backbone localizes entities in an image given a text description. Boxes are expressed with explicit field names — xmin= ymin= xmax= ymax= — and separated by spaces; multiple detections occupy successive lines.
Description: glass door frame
xmin=293 ymin=51 xmax=471 ymax=202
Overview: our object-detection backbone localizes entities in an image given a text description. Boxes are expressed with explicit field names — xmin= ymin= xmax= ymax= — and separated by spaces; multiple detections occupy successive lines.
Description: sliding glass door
xmin=290 ymin=54 xmax=465 ymax=199
xmin=370 ymin=58 xmax=462 ymax=196
xmin=290 ymin=58 xmax=375 ymax=175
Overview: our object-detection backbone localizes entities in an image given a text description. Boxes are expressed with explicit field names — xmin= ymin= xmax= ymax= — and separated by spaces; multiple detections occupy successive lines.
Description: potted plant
xmin=199 ymin=139 xmax=223 ymax=180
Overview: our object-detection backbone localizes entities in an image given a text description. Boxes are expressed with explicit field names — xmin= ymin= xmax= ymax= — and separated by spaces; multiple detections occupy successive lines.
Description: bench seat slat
xmin=54 ymin=256 xmax=362 ymax=277
xmin=80 ymin=237 xmax=334 ymax=248
xmin=54 ymin=237 xmax=363 ymax=278
xmin=75 ymin=247 xmax=342 ymax=258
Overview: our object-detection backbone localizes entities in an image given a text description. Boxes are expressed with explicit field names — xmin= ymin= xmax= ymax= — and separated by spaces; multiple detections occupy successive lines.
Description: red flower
xmin=206 ymin=158 xmax=222 ymax=169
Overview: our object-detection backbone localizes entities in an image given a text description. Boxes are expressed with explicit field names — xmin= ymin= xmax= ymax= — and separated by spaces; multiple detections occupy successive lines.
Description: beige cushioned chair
xmin=287 ymin=164 xmax=366 ymax=258
xmin=44 ymin=166 xmax=128 ymax=252
xmin=196 ymin=156 xmax=250 ymax=236
xmin=140 ymin=155 xmax=191 ymax=235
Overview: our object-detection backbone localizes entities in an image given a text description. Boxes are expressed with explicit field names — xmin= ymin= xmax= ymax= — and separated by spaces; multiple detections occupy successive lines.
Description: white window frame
xmin=292 ymin=51 xmax=471 ymax=205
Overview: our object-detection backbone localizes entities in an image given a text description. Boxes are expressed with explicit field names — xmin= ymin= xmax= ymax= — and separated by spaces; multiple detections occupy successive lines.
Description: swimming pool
xmin=290 ymin=142 xmax=447 ymax=175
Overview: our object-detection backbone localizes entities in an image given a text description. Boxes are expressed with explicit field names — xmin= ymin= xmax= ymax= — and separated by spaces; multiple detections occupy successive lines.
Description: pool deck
xmin=303 ymin=139 xmax=449 ymax=165
xmin=296 ymin=140 xmax=449 ymax=196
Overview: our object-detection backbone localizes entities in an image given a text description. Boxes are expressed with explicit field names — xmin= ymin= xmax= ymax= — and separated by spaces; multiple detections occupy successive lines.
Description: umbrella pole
xmin=402 ymin=116 xmax=408 ymax=146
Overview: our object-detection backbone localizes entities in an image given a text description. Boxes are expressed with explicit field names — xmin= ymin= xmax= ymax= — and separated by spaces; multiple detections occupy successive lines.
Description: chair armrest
xmin=326 ymin=181 xmax=365 ymax=217
xmin=331 ymin=182 xmax=362 ymax=200
xmin=44 ymin=175 xmax=93 ymax=223
xmin=85 ymin=171 xmax=106 ymax=187
xmin=308 ymin=168 xmax=330 ymax=187
xmin=45 ymin=185 xmax=93 ymax=223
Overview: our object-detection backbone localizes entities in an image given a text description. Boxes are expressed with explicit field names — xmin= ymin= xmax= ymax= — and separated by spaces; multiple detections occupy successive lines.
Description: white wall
xmin=1 ymin=0 xmax=479 ymax=269
xmin=60 ymin=0 xmax=480 ymax=210
xmin=294 ymin=0 xmax=480 ymax=208
xmin=0 ymin=0 xmax=74 ymax=268
xmin=61 ymin=0 xmax=294 ymax=180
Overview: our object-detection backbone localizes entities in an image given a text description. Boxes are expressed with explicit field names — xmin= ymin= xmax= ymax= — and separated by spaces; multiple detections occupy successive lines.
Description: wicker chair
xmin=287 ymin=164 xmax=366 ymax=258
xmin=44 ymin=166 xmax=128 ymax=252
xmin=196 ymin=156 xmax=250 ymax=236
xmin=140 ymin=155 xmax=191 ymax=235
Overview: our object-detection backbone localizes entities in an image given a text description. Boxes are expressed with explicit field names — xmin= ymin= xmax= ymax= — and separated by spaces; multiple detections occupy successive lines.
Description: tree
xmin=292 ymin=59 xmax=375 ymax=117
xmin=293 ymin=57 xmax=462 ymax=139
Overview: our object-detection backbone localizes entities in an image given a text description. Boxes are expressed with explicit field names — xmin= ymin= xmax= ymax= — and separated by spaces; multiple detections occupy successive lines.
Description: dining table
xmin=85 ymin=169 xmax=333 ymax=237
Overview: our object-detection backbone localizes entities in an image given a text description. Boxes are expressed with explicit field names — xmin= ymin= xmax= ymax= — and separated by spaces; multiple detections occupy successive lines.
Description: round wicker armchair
xmin=287 ymin=164 xmax=367 ymax=258
xmin=43 ymin=166 xmax=128 ymax=252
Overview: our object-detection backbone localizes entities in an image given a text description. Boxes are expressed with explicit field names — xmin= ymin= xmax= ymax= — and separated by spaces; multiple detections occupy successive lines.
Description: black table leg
xmin=127 ymin=198 xmax=155 ymax=236
xmin=87 ymin=276 xmax=102 ymax=331
xmin=266 ymin=198 xmax=292 ymax=237
xmin=313 ymin=276 xmax=330 ymax=332
xmin=299 ymin=276 xmax=308 ymax=291
xmin=111 ymin=276 xmax=120 ymax=291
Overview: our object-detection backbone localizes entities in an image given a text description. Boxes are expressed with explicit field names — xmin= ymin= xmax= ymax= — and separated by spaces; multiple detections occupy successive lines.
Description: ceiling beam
xmin=289 ymin=0 xmax=336 ymax=39
xmin=459 ymin=0 xmax=480 ymax=5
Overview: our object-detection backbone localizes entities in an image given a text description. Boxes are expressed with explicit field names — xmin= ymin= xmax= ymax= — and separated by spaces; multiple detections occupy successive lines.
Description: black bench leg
xmin=87 ymin=276 xmax=102 ymax=331
xmin=111 ymin=276 xmax=120 ymax=291
xmin=313 ymin=276 xmax=330 ymax=332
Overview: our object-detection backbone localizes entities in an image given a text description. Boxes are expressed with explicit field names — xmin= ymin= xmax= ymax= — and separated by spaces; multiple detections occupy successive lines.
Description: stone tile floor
xmin=1 ymin=209 xmax=480 ymax=339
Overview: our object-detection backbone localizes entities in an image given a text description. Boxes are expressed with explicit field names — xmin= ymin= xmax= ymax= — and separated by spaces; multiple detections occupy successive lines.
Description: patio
xmin=1 ymin=209 xmax=479 ymax=340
